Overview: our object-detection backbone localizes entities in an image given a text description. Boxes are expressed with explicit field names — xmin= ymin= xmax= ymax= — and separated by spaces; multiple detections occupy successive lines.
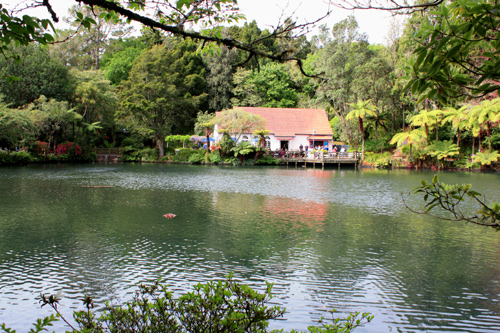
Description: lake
xmin=0 ymin=163 xmax=499 ymax=332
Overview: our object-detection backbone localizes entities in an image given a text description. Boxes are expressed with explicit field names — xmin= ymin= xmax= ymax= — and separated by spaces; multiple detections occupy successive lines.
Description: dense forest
xmin=1 ymin=1 xmax=499 ymax=169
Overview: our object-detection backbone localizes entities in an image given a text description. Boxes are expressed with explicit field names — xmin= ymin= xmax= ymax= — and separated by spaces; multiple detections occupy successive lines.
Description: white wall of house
xmin=213 ymin=126 xmax=331 ymax=151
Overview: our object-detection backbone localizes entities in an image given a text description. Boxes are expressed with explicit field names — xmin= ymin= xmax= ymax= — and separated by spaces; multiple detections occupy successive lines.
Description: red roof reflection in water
xmin=263 ymin=197 xmax=328 ymax=232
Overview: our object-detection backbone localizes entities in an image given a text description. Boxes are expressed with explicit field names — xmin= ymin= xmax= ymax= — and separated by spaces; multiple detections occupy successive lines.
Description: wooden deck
xmin=94 ymin=148 xmax=122 ymax=163
xmin=278 ymin=152 xmax=362 ymax=169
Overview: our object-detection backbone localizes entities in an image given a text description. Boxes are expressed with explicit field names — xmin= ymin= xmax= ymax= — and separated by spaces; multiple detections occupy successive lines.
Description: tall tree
xmin=120 ymin=38 xmax=208 ymax=158
xmin=24 ymin=96 xmax=81 ymax=153
xmin=232 ymin=62 xmax=298 ymax=108
xmin=441 ymin=105 xmax=469 ymax=148
xmin=408 ymin=109 xmax=438 ymax=138
xmin=67 ymin=5 xmax=134 ymax=70
xmin=211 ymin=108 xmax=266 ymax=142
xmin=71 ymin=69 xmax=117 ymax=143
xmin=346 ymin=100 xmax=378 ymax=161
xmin=0 ymin=45 xmax=72 ymax=107
xmin=1 ymin=1 xmax=322 ymax=74
xmin=204 ymin=45 xmax=236 ymax=112
xmin=311 ymin=16 xmax=371 ymax=144
xmin=0 ymin=100 xmax=34 ymax=148
xmin=469 ymin=99 xmax=500 ymax=152
xmin=194 ymin=111 xmax=215 ymax=153
xmin=102 ymin=38 xmax=148 ymax=85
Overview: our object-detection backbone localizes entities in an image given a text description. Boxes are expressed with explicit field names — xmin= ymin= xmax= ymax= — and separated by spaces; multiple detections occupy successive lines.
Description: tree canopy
xmin=1 ymin=0 xmax=326 ymax=73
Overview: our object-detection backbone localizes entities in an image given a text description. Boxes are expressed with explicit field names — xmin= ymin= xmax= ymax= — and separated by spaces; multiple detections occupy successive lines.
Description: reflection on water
xmin=0 ymin=164 xmax=499 ymax=332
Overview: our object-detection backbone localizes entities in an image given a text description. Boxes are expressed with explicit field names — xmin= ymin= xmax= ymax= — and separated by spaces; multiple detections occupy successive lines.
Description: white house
xmin=213 ymin=107 xmax=334 ymax=151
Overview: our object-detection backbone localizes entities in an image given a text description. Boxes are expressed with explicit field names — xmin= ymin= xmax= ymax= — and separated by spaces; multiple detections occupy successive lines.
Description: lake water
xmin=0 ymin=163 xmax=499 ymax=332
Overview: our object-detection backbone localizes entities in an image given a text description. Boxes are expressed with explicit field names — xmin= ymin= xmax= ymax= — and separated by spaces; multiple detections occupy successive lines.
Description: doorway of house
xmin=280 ymin=141 xmax=289 ymax=150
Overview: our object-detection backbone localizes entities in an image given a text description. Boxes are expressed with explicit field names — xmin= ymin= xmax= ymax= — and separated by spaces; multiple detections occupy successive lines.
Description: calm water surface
xmin=0 ymin=164 xmax=499 ymax=332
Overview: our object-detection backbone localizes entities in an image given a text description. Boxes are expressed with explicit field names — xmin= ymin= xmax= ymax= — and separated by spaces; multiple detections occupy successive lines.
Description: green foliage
xmin=0 ymin=4 xmax=55 ymax=53
xmin=364 ymin=138 xmax=392 ymax=153
xmin=172 ymin=148 xmax=198 ymax=162
xmin=255 ymin=155 xmax=279 ymax=165
xmin=0 ymin=151 xmax=13 ymax=165
xmin=219 ymin=132 xmax=236 ymax=157
xmin=226 ymin=21 xmax=278 ymax=69
xmin=225 ymin=157 xmax=240 ymax=166
xmin=8 ymin=151 xmax=35 ymax=165
xmin=408 ymin=109 xmax=440 ymax=136
xmin=138 ymin=147 xmax=158 ymax=161
xmin=210 ymin=108 xmax=266 ymax=142
xmin=120 ymin=38 xmax=207 ymax=158
xmin=120 ymin=138 xmax=136 ymax=147
xmin=204 ymin=46 xmax=236 ymax=112
xmin=424 ymin=140 xmax=460 ymax=160
xmin=364 ymin=151 xmax=393 ymax=169
xmin=120 ymin=146 xmax=141 ymax=162
xmin=410 ymin=176 xmax=500 ymax=229
xmin=208 ymin=151 xmax=222 ymax=164
xmin=24 ymin=95 xmax=81 ymax=152
xmin=346 ymin=100 xmax=378 ymax=160
xmin=36 ymin=275 xmax=285 ymax=333
xmin=292 ymin=308 xmax=373 ymax=333
xmin=193 ymin=111 xmax=215 ymax=136
xmin=403 ymin=0 xmax=500 ymax=101
xmin=390 ymin=128 xmax=427 ymax=156
xmin=103 ymin=43 xmax=146 ymax=84
xmin=1 ymin=313 xmax=59 ymax=333
xmin=231 ymin=141 xmax=257 ymax=164
xmin=253 ymin=129 xmax=270 ymax=149
xmin=2 ymin=276 xmax=374 ymax=333
xmin=231 ymin=63 xmax=298 ymax=108
xmin=187 ymin=150 xmax=205 ymax=164
xmin=71 ymin=69 xmax=117 ymax=132
xmin=165 ymin=135 xmax=192 ymax=148
xmin=0 ymin=45 xmax=72 ymax=107
xmin=311 ymin=16 xmax=378 ymax=145
xmin=472 ymin=151 xmax=500 ymax=167
xmin=0 ymin=101 xmax=35 ymax=148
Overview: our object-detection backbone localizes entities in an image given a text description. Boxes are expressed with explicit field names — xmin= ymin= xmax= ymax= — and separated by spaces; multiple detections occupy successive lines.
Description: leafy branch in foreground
xmin=1 ymin=275 xmax=373 ymax=333
xmin=405 ymin=175 xmax=500 ymax=229
xmin=291 ymin=308 xmax=373 ymax=333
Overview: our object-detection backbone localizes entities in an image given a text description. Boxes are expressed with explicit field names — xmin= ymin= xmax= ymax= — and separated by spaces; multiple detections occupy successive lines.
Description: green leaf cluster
xmin=411 ymin=176 xmax=500 ymax=229
xmin=2 ymin=276 xmax=374 ymax=333
xmin=403 ymin=0 xmax=500 ymax=100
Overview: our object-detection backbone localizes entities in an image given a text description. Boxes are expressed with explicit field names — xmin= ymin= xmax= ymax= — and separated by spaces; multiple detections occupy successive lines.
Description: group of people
xmin=276 ymin=144 xmax=348 ymax=159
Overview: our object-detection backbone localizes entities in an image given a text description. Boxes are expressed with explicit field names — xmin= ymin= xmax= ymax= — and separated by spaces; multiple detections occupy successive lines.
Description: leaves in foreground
xmin=405 ymin=175 xmax=500 ymax=229
xmin=1 ymin=274 xmax=373 ymax=333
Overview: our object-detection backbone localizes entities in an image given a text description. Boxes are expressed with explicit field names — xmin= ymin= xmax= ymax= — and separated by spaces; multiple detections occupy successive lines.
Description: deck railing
xmin=278 ymin=151 xmax=362 ymax=161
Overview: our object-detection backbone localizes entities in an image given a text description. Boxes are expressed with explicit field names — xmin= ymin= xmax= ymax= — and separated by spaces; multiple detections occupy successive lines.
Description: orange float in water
xmin=163 ymin=213 xmax=176 ymax=219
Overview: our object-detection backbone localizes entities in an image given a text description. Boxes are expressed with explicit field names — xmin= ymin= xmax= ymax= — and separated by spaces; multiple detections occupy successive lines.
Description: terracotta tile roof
xmin=233 ymin=107 xmax=333 ymax=137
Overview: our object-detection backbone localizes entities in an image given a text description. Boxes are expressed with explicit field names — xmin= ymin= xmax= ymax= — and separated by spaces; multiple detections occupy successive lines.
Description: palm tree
xmin=466 ymin=115 xmax=482 ymax=156
xmin=469 ymin=98 xmax=500 ymax=152
xmin=346 ymin=100 xmax=378 ymax=162
xmin=390 ymin=128 xmax=427 ymax=156
xmin=409 ymin=108 xmax=439 ymax=138
xmin=473 ymin=150 xmax=500 ymax=168
xmin=253 ymin=129 xmax=270 ymax=160
xmin=253 ymin=129 xmax=270 ymax=149
xmin=365 ymin=108 xmax=390 ymax=140
xmin=424 ymin=140 xmax=460 ymax=168
xmin=441 ymin=105 xmax=469 ymax=148
xmin=428 ymin=109 xmax=445 ymax=141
